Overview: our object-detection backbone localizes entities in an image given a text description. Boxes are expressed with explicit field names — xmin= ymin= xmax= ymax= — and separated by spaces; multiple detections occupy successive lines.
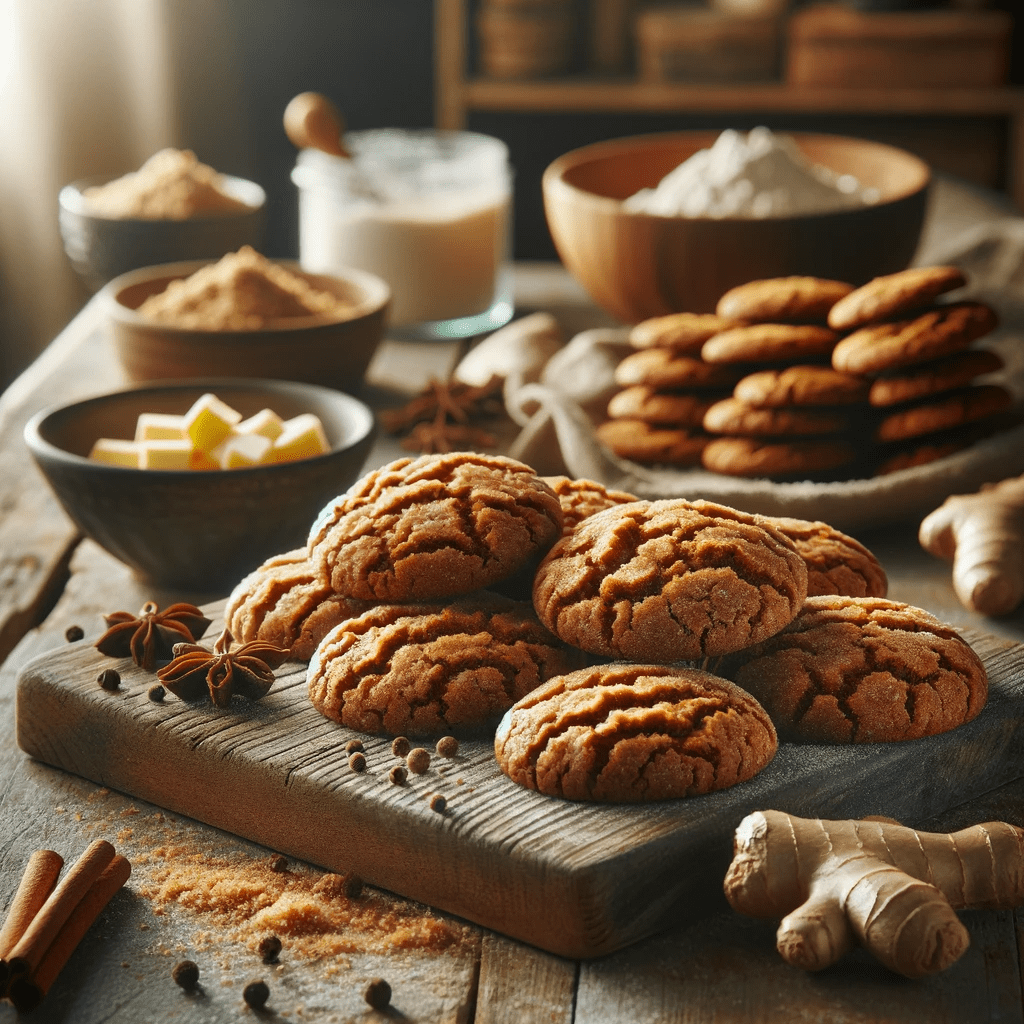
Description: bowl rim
xmin=99 ymin=257 xmax=393 ymax=334
xmin=542 ymin=129 xmax=931 ymax=223
xmin=58 ymin=173 xmax=267 ymax=222
xmin=23 ymin=376 xmax=376 ymax=478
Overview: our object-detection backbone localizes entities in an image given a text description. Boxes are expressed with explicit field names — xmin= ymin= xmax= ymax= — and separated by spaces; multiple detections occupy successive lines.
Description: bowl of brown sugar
xmin=102 ymin=247 xmax=391 ymax=391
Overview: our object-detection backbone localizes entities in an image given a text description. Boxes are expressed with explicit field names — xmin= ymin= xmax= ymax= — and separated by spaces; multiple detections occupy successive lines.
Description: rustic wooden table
xmin=3 ymin=178 xmax=1024 ymax=1022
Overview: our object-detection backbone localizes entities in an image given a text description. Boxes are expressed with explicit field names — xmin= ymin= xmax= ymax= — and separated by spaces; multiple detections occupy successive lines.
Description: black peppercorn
xmin=172 ymin=959 xmax=200 ymax=990
xmin=429 ymin=794 xmax=447 ymax=813
xmin=389 ymin=765 xmax=407 ymax=785
xmin=391 ymin=736 xmax=411 ymax=757
xmin=346 ymin=738 xmax=364 ymax=754
xmin=65 ymin=625 xmax=84 ymax=643
xmin=97 ymin=668 xmax=121 ymax=691
xmin=349 ymin=751 xmax=367 ymax=773
xmin=147 ymin=684 xmax=165 ymax=702
xmin=257 ymin=935 xmax=282 ymax=963
xmin=364 ymin=977 xmax=391 ymax=1009
xmin=243 ymin=979 xmax=270 ymax=1009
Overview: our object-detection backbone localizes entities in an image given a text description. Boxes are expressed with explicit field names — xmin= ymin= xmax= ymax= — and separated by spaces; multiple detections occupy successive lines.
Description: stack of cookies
xmin=597 ymin=267 xmax=1011 ymax=479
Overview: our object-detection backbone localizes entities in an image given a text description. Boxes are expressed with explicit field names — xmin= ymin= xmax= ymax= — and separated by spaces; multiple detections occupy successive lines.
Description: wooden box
xmin=636 ymin=7 xmax=782 ymax=83
xmin=786 ymin=4 xmax=1013 ymax=89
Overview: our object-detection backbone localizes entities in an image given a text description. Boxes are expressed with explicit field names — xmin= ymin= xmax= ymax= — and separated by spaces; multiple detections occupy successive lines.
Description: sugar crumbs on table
xmin=98 ymin=668 xmax=121 ymax=691
xmin=389 ymin=765 xmax=407 ymax=786
xmin=435 ymin=736 xmax=459 ymax=758
xmin=257 ymin=935 xmax=282 ymax=963
xmin=391 ymin=736 xmax=411 ymax=757
xmin=349 ymin=752 xmax=367 ymax=773
xmin=345 ymin=738 xmax=364 ymax=754
xmin=172 ymin=959 xmax=200 ymax=990
xmin=407 ymin=748 xmax=430 ymax=774
xmin=243 ymin=979 xmax=270 ymax=1009
xmin=268 ymin=854 xmax=289 ymax=873
xmin=65 ymin=624 xmax=85 ymax=642
xmin=364 ymin=977 xmax=392 ymax=1010
xmin=148 ymin=684 xmax=165 ymax=702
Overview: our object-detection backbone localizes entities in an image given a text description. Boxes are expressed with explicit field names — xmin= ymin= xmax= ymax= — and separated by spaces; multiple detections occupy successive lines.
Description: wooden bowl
xmin=542 ymin=131 xmax=930 ymax=323
xmin=101 ymin=259 xmax=391 ymax=391
xmin=59 ymin=175 xmax=267 ymax=292
xmin=24 ymin=379 xmax=375 ymax=590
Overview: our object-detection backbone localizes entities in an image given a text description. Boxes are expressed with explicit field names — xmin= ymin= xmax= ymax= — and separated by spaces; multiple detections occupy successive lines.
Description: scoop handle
xmin=284 ymin=92 xmax=350 ymax=158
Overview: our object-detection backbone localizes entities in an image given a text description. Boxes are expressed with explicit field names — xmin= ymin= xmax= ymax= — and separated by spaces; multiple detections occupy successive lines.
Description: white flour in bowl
xmin=623 ymin=127 xmax=880 ymax=218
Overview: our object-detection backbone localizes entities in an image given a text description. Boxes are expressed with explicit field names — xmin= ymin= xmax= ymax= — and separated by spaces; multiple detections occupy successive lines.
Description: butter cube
xmin=139 ymin=438 xmax=193 ymax=470
xmin=216 ymin=432 xmax=273 ymax=469
xmin=271 ymin=414 xmax=330 ymax=464
xmin=235 ymin=408 xmax=285 ymax=442
xmin=190 ymin=447 xmax=219 ymax=471
xmin=135 ymin=412 xmax=186 ymax=442
xmin=89 ymin=438 xmax=141 ymax=468
xmin=183 ymin=393 xmax=242 ymax=453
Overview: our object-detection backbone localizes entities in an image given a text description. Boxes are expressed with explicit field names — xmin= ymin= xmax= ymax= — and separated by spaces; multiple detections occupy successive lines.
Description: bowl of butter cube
xmin=24 ymin=378 xmax=375 ymax=590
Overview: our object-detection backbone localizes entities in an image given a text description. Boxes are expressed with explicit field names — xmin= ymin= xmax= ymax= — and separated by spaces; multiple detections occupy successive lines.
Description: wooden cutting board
xmin=15 ymin=615 xmax=1024 ymax=959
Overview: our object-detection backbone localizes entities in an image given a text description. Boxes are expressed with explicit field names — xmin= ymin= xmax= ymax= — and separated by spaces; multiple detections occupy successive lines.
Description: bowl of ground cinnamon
xmin=102 ymin=247 xmax=391 ymax=391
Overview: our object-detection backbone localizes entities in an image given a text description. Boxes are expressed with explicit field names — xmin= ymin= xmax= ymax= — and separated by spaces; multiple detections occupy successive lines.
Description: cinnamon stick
xmin=0 ymin=850 xmax=64 ymax=994
xmin=8 ymin=854 xmax=131 ymax=1013
xmin=6 ymin=839 xmax=115 ymax=977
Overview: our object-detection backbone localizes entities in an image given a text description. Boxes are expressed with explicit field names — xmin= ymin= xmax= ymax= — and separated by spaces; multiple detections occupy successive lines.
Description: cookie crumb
xmin=429 ymin=794 xmax=447 ymax=813
xmin=435 ymin=736 xmax=459 ymax=758
xmin=148 ymin=684 xmax=165 ymax=702
xmin=65 ymin=625 xmax=84 ymax=643
xmin=345 ymin=738 xmax=364 ymax=754
xmin=391 ymin=736 xmax=411 ymax=757
xmin=98 ymin=668 xmax=121 ymax=691
xmin=389 ymin=765 xmax=407 ymax=785
xmin=257 ymin=935 xmax=282 ymax=963
xmin=407 ymin=748 xmax=430 ymax=774
xmin=349 ymin=751 xmax=367 ymax=773
xmin=364 ymin=978 xmax=391 ymax=1009
xmin=172 ymin=959 xmax=200 ymax=990
xmin=243 ymin=979 xmax=270 ymax=1009
xmin=267 ymin=854 xmax=289 ymax=873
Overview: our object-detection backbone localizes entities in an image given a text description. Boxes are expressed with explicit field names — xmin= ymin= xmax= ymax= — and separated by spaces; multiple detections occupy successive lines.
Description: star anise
xmin=95 ymin=601 xmax=212 ymax=671
xmin=157 ymin=628 xmax=290 ymax=708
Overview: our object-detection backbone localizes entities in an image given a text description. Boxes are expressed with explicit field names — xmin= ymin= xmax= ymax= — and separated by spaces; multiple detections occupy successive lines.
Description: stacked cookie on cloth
xmin=597 ymin=267 xmax=1010 ymax=479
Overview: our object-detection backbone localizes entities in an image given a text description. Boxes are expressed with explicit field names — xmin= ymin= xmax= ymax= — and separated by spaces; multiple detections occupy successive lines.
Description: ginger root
xmin=919 ymin=475 xmax=1024 ymax=617
xmin=724 ymin=810 xmax=1024 ymax=978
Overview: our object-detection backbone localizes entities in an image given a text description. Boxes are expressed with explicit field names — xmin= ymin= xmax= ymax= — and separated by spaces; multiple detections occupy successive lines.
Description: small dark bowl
xmin=24 ymin=379 xmax=375 ymax=591
xmin=59 ymin=174 xmax=267 ymax=291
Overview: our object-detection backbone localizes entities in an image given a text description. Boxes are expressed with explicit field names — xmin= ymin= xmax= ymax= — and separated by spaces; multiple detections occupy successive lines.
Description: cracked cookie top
xmin=532 ymin=499 xmax=808 ymax=661
xmin=724 ymin=595 xmax=988 ymax=743
xmin=306 ymin=452 xmax=563 ymax=602
xmin=307 ymin=596 xmax=579 ymax=736
xmin=494 ymin=664 xmax=778 ymax=802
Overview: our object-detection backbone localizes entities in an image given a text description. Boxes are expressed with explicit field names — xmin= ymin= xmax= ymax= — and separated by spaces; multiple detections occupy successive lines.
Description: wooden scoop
xmin=284 ymin=92 xmax=350 ymax=158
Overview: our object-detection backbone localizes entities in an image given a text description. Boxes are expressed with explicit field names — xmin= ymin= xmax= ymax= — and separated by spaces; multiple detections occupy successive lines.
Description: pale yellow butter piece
xmin=183 ymin=392 xmax=243 ymax=452
xmin=235 ymin=408 xmax=285 ymax=441
xmin=139 ymin=438 xmax=194 ymax=470
xmin=89 ymin=438 xmax=142 ymax=468
xmin=217 ymin=432 xmax=273 ymax=469
xmin=271 ymin=413 xmax=329 ymax=464
xmin=190 ymin=447 xmax=219 ymax=471
xmin=134 ymin=412 xmax=186 ymax=441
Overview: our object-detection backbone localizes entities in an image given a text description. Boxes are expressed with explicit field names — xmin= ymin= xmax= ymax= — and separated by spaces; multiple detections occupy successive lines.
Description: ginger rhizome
xmin=723 ymin=810 xmax=1024 ymax=978
xmin=919 ymin=475 xmax=1024 ymax=617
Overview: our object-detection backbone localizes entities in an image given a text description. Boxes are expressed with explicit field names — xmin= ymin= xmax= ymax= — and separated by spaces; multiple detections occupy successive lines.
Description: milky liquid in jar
xmin=293 ymin=130 xmax=513 ymax=339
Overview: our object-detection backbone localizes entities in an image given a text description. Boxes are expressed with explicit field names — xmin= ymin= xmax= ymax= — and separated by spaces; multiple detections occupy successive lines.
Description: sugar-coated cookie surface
xmin=307 ymin=452 xmax=563 ymax=602
xmin=629 ymin=312 xmax=743 ymax=354
xmin=725 ymin=595 xmax=988 ymax=743
xmin=307 ymin=596 xmax=578 ymax=736
xmin=827 ymin=266 xmax=967 ymax=330
xmin=716 ymin=276 xmax=854 ymax=324
xmin=532 ymin=499 xmax=807 ymax=661
xmin=540 ymin=475 xmax=639 ymax=534
xmin=494 ymin=664 xmax=778 ymax=802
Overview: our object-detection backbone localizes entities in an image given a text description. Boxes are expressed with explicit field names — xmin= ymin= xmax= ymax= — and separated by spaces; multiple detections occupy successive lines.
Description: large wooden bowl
xmin=102 ymin=259 xmax=391 ymax=392
xmin=542 ymin=131 xmax=930 ymax=323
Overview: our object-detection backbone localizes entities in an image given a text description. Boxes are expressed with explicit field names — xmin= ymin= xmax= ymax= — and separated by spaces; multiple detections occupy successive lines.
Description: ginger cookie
xmin=725 ymin=595 xmax=988 ymax=743
xmin=532 ymin=499 xmax=807 ymax=661
xmin=828 ymin=265 xmax=967 ymax=330
xmin=701 ymin=437 xmax=857 ymax=479
xmin=225 ymin=549 xmax=374 ymax=660
xmin=716 ymin=276 xmax=854 ymax=324
xmin=614 ymin=348 xmax=744 ymax=391
xmin=307 ymin=452 xmax=563 ymax=602
xmin=767 ymin=517 xmax=887 ymax=598
xmin=701 ymin=324 xmax=839 ymax=365
xmin=703 ymin=397 xmax=849 ymax=437
xmin=595 ymin=419 xmax=711 ymax=466
xmin=607 ymin=386 xmax=720 ymax=427
xmin=734 ymin=366 xmax=870 ymax=408
xmin=831 ymin=302 xmax=999 ymax=377
xmin=307 ymin=597 xmax=579 ymax=736
xmin=874 ymin=441 xmax=971 ymax=476
xmin=629 ymin=312 xmax=743 ymax=355
xmin=874 ymin=384 xmax=1013 ymax=443
xmin=494 ymin=664 xmax=777 ymax=802
xmin=540 ymin=475 xmax=639 ymax=534
xmin=868 ymin=348 xmax=1004 ymax=407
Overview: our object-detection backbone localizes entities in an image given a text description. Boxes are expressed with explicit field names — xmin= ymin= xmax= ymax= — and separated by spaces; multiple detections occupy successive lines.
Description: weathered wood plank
xmin=475 ymin=933 xmax=576 ymax=1024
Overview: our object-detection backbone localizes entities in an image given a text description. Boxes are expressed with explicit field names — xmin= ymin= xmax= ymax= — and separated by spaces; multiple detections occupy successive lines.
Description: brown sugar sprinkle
xmin=345 ymin=738 xmax=364 ymax=754
xmin=392 ymin=736 xmax=411 ymax=757
xmin=389 ymin=765 xmax=407 ymax=786
xmin=257 ymin=935 xmax=282 ymax=963
xmin=172 ymin=959 xmax=200 ymax=990
xmin=349 ymin=751 xmax=367 ymax=773
xmin=148 ymin=684 xmax=165 ymax=702
xmin=243 ymin=979 xmax=270 ymax=1009
xmin=97 ymin=668 xmax=121 ymax=691
xmin=429 ymin=794 xmax=447 ymax=814
xmin=435 ymin=736 xmax=459 ymax=758
xmin=407 ymin=748 xmax=431 ymax=775
xmin=364 ymin=977 xmax=392 ymax=1009
xmin=268 ymin=854 xmax=289 ymax=873
xmin=66 ymin=624 xmax=85 ymax=642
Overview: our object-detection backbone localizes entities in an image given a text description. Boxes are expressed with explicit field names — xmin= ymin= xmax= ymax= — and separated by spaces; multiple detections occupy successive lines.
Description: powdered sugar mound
xmin=624 ymin=127 xmax=879 ymax=219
